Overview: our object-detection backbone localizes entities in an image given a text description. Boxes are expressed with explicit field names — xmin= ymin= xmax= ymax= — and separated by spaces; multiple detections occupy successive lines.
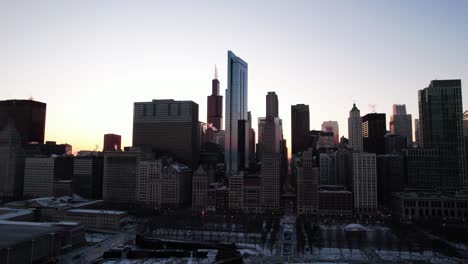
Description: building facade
xmin=133 ymin=99 xmax=199 ymax=168
xmin=0 ymin=120 xmax=24 ymax=200
xmin=207 ymin=67 xmax=223 ymax=130
xmin=73 ymin=152 xmax=104 ymax=199
xmin=362 ymin=113 xmax=386 ymax=155
xmin=418 ymin=80 xmax=466 ymax=189
xmin=348 ymin=104 xmax=363 ymax=152
xmin=103 ymin=151 xmax=140 ymax=204
xmin=352 ymin=152 xmax=377 ymax=213
xmin=103 ymin=133 xmax=121 ymax=151
xmin=225 ymin=51 xmax=249 ymax=174
xmin=0 ymin=99 xmax=46 ymax=144
xmin=390 ymin=104 xmax=413 ymax=146
xmin=297 ymin=149 xmax=319 ymax=215
xmin=321 ymin=121 xmax=339 ymax=144
xmin=192 ymin=165 xmax=208 ymax=211
xmin=291 ymin=104 xmax=310 ymax=155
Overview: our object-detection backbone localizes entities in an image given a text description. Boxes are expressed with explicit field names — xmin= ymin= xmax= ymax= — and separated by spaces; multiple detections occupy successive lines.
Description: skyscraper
xmin=362 ymin=113 xmax=386 ymax=155
xmin=0 ymin=120 xmax=24 ymax=199
xmin=103 ymin=133 xmax=121 ymax=151
xmin=192 ymin=165 xmax=208 ymax=211
xmin=321 ymin=121 xmax=339 ymax=144
xmin=266 ymin=92 xmax=278 ymax=118
xmin=261 ymin=117 xmax=282 ymax=211
xmin=73 ymin=152 xmax=104 ymax=199
xmin=352 ymin=152 xmax=377 ymax=213
xmin=103 ymin=150 xmax=140 ymax=204
xmin=0 ymin=99 xmax=46 ymax=144
xmin=414 ymin=119 xmax=421 ymax=147
xmin=291 ymin=104 xmax=310 ymax=155
xmin=297 ymin=148 xmax=319 ymax=215
xmin=225 ymin=51 xmax=249 ymax=174
xmin=132 ymin=99 xmax=199 ymax=168
xmin=418 ymin=79 xmax=466 ymax=188
xmin=348 ymin=104 xmax=363 ymax=152
xmin=390 ymin=104 xmax=413 ymax=146
xmin=207 ymin=66 xmax=223 ymax=130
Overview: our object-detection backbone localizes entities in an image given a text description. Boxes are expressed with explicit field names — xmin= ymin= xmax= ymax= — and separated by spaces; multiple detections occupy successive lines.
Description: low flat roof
xmin=67 ymin=209 xmax=127 ymax=215
xmin=0 ymin=207 xmax=33 ymax=220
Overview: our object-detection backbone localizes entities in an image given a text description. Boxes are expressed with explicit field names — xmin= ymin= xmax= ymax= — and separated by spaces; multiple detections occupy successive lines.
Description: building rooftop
xmin=0 ymin=220 xmax=81 ymax=248
xmin=67 ymin=209 xmax=127 ymax=215
xmin=0 ymin=207 xmax=33 ymax=220
xmin=393 ymin=191 xmax=468 ymax=199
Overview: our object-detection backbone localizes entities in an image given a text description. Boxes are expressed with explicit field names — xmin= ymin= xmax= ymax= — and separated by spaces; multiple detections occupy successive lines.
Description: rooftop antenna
xmin=214 ymin=64 xmax=218 ymax=80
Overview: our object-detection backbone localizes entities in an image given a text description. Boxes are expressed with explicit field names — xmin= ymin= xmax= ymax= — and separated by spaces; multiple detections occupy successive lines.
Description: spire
xmin=214 ymin=64 xmax=218 ymax=80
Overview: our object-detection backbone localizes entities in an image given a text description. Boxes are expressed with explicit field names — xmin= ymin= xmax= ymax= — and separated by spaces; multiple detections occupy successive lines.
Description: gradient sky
xmin=2 ymin=0 xmax=468 ymax=154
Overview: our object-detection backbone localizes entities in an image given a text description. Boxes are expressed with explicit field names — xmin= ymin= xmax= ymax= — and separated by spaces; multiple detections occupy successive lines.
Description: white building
xmin=352 ymin=152 xmax=377 ymax=213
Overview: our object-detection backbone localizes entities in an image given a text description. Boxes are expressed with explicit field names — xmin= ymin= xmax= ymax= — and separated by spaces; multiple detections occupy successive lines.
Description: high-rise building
xmin=348 ymin=104 xmax=363 ymax=152
xmin=384 ymin=134 xmax=407 ymax=154
xmin=0 ymin=120 xmax=24 ymax=199
xmin=229 ymin=171 xmax=244 ymax=210
xmin=103 ymin=150 xmax=140 ymax=204
xmin=243 ymin=176 xmax=261 ymax=213
xmin=132 ymin=99 xmax=199 ymax=168
xmin=266 ymin=92 xmax=279 ymax=118
xmin=207 ymin=66 xmax=223 ymax=130
xmin=376 ymin=154 xmax=405 ymax=208
xmin=464 ymin=111 xmax=468 ymax=136
xmin=414 ymin=119 xmax=421 ymax=147
xmin=404 ymin=148 xmax=440 ymax=190
xmin=103 ymin=134 xmax=121 ymax=151
xmin=137 ymin=159 xmax=162 ymax=207
xmin=225 ymin=51 xmax=249 ymax=174
xmin=321 ymin=121 xmax=339 ymax=144
xmin=291 ymin=104 xmax=310 ymax=155
xmin=261 ymin=117 xmax=282 ymax=211
xmin=23 ymin=156 xmax=74 ymax=198
xmin=351 ymin=152 xmax=377 ymax=213
xmin=419 ymin=79 xmax=466 ymax=188
xmin=319 ymin=152 xmax=337 ymax=185
xmin=192 ymin=165 xmax=208 ymax=211
xmin=73 ymin=152 xmax=104 ymax=199
xmin=297 ymin=148 xmax=319 ymax=215
xmin=362 ymin=113 xmax=386 ymax=155
xmin=390 ymin=104 xmax=413 ymax=146
xmin=0 ymin=99 xmax=46 ymax=144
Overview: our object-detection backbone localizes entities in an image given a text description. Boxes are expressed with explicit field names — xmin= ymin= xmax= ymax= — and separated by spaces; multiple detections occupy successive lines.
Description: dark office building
xmin=133 ymin=99 xmax=199 ymax=168
xmin=404 ymin=148 xmax=440 ymax=190
xmin=266 ymin=92 xmax=279 ymax=118
xmin=362 ymin=113 xmax=386 ymax=155
xmin=24 ymin=141 xmax=72 ymax=156
xmin=73 ymin=152 xmax=104 ymax=199
xmin=291 ymin=104 xmax=310 ymax=155
xmin=207 ymin=68 xmax=223 ymax=130
xmin=377 ymin=154 xmax=405 ymax=208
xmin=0 ymin=120 xmax=25 ymax=200
xmin=419 ymin=80 xmax=466 ymax=189
xmin=103 ymin=134 xmax=121 ymax=151
xmin=0 ymin=99 xmax=46 ymax=144
xmin=384 ymin=134 xmax=407 ymax=154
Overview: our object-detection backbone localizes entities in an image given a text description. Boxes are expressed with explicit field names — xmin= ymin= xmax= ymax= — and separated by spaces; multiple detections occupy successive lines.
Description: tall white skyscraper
xmin=225 ymin=51 xmax=249 ymax=175
xmin=348 ymin=104 xmax=363 ymax=152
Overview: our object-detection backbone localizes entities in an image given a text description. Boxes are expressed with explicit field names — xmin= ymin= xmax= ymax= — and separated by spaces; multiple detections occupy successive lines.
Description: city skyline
xmin=2 ymin=0 xmax=468 ymax=154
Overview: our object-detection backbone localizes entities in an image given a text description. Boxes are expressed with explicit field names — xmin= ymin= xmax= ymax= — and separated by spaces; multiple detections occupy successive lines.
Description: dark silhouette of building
xmin=207 ymin=66 xmax=223 ymax=130
xmin=132 ymin=99 xmax=199 ymax=168
xmin=404 ymin=148 xmax=440 ymax=190
xmin=362 ymin=113 xmax=386 ymax=155
xmin=103 ymin=134 xmax=121 ymax=151
xmin=419 ymin=80 xmax=466 ymax=189
xmin=0 ymin=99 xmax=46 ymax=144
xmin=0 ymin=119 xmax=25 ymax=200
xmin=24 ymin=141 xmax=72 ymax=156
xmin=384 ymin=134 xmax=407 ymax=154
xmin=377 ymin=154 xmax=405 ymax=208
xmin=291 ymin=104 xmax=310 ymax=155
xmin=266 ymin=92 xmax=278 ymax=118
xmin=73 ymin=152 xmax=104 ymax=199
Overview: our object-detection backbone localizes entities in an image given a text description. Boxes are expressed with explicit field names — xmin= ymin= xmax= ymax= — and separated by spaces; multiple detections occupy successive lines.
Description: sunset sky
xmin=2 ymin=0 xmax=468 ymax=154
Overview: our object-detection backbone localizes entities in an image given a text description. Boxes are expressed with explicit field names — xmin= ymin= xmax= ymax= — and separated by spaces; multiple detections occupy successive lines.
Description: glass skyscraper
xmin=225 ymin=51 xmax=249 ymax=175
xmin=418 ymin=79 xmax=466 ymax=189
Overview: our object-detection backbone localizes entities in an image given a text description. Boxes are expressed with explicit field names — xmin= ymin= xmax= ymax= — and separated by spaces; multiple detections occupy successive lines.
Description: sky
xmin=1 ymin=0 xmax=468 ymax=154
